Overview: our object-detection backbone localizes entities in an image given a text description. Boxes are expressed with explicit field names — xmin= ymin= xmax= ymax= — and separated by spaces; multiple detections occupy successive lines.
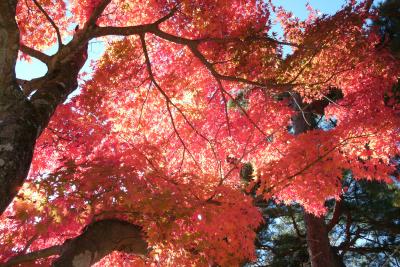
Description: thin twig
xmin=140 ymin=34 xmax=203 ymax=171
xmin=289 ymin=91 xmax=311 ymax=126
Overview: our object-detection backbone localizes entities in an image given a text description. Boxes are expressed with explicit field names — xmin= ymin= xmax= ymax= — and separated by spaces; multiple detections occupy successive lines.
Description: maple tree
xmin=0 ymin=0 xmax=399 ymax=266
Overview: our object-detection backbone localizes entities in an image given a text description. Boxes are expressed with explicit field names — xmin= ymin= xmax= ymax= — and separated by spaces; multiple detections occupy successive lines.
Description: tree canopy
xmin=0 ymin=0 xmax=399 ymax=266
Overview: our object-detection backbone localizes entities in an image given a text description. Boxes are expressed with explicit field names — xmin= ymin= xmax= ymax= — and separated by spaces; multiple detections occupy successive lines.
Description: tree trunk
xmin=304 ymin=213 xmax=345 ymax=267
xmin=0 ymin=93 xmax=39 ymax=214
xmin=0 ymin=58 xmax=87 ymax=213
xmin=0 ymin=0 xmax=34 ymax=214
xmin=0 ymin=0 xmax=89 ymax=213
xmin=289 ymin=92 xmax=345 ymax=267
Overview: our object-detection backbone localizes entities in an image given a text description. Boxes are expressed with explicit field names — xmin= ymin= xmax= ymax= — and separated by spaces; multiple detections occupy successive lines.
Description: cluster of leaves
xmin=1 ymin=0 xmax=400 ymax=265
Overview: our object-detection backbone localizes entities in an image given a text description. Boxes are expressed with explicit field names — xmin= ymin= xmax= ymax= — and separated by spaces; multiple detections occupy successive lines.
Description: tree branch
xmin=140 ymin=33 xmax=203 ymax=171
xmin=340 ymin=246 xmax=392 ymax=254
xmin=195 ymin=34 xmax=302 ymax=48
xmin=288 ymin=206 xmax=305 ymax=238
xmin=337 ymin=212 xmax=362 ymax=255
xmin=93 ymin=23 xmax=291 ymax=92
xmin=327 ymin=200 xmax=343 ymax=232
xmin=19 ymin=44 xmax=51 ymax=64
xmin=32 ymin=0 xmax=63 ymax=50
xmin=2 ymin=219 xmax=148 ymax=267
xmin=84 ymin=0 xmax=112 ymax=29
xmin=2 ymin=245 xmax=62 ymax=267
xmin=92 ymin=5 xmax=178 ymax=38
xmin=154 ymin=29 xmax=283 ymax=90
xmin=153 ymin=4 xmax=180 ymax=25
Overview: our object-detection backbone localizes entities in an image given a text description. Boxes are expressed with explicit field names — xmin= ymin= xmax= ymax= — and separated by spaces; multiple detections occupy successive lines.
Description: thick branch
xmin=29 ymin=41 xmax=88 ymax=134
xmin=93 ymin=25 xmax=289 ymax=92
xmin=84 ymin=0 xmax=112 ymax=29
xmin=2 ymin=219 xmax=148 ymax=267
xmin=153 ymin=29 xmax=282 ymax=90
xmin=195 ymin=35 xmax=301 ymax=48
xmin=2 ymin=245 xmax=62 ymax=267
xmin=93 ymin=24 xmax=155 ymax=37
xmin=91 ymin=10 xmax=355 ymax=96
xmin=92 ymin=6 xmax=178 ymax=38
xmin=53 ymin=219 xmax=148 ymax=266
xmin=94 ymin=23 xmax=300 ymax=49
xmin=44 ymin=0 xmax=112 ymax=72
xmin=19 ymin=44 xmax=51 ymax=64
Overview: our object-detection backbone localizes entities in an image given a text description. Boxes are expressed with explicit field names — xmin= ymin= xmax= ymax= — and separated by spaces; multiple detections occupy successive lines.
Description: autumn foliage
xmin=0 ymin=0 xmax=399 ymax=266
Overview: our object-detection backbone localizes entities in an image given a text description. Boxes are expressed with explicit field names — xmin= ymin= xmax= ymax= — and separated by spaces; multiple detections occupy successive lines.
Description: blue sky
xmin=15 ymin=0 xmax=347 ymax=81
xmin=273 ymin=0 xmax=346 ymax=19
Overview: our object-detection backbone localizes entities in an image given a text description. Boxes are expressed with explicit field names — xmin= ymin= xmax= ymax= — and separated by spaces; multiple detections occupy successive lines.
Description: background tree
xmin=0 ymin=0 xmax=399 ymax=266
xmin=375 ymin=0 xmax=400 ymax=58
xmin=248 ymin=176 xmax=400 ymax=267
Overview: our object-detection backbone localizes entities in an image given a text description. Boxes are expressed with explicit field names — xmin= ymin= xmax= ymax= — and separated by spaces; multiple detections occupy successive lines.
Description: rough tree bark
xmin=304 ymin=213 xmax=345 ymax=267
xmin=0 ymin=0 xmax=32 ymax=214
xmin=2 ymin=219 xmax=149 ymax=266
xmin=290 ymin=92 xmax=345 ymax=267
xmin=0 ymin=1 xmax=89 ymax=214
